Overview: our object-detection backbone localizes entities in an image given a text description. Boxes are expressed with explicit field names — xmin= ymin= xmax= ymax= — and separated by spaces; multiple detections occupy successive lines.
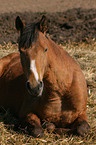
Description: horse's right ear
xmin=15 ymin=16 xmax=25 ymax=33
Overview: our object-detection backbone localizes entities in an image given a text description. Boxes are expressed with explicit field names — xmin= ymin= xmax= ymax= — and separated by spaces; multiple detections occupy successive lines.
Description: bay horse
xmin=0 ymin=15 xmax=90 ymax=137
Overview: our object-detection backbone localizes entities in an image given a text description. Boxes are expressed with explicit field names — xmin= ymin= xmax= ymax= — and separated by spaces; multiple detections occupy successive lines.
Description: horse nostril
xmin=40 ymin=81 xmax=42 ymax=86
xmin=26 ymin=81 xmax=31 ymax=90
xmin=39 ymin=81 xmax=43 ymax=88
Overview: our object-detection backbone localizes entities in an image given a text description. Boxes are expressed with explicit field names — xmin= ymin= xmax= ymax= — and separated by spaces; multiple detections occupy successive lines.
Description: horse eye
xmin=44 ymin=48 xmax=48 ymax=52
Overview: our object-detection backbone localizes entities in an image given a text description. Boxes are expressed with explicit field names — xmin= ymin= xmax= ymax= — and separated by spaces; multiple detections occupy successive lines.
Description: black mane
xmin=19 ymin=22 xmax=39 ymax=49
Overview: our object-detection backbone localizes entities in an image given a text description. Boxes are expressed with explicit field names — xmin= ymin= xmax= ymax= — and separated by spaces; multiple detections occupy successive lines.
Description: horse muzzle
xmin=26 ymin=80 xmax=44 ymax=97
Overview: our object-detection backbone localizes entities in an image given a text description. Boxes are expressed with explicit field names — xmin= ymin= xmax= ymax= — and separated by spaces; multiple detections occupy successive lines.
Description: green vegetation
xmin=0 ymin=42 xmax=96 ymax=144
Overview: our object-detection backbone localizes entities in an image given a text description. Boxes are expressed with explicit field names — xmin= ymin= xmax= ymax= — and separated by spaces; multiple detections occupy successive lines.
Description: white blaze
xmin=30 ymin=60 xmax=39 ymax=82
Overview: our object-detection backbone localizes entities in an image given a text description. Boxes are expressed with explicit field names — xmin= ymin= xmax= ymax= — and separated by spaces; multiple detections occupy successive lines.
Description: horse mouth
xmin=26 ymin=81 xmax=44 ymax=97
xmin=28 ymin=88 xmax=43 ymax=97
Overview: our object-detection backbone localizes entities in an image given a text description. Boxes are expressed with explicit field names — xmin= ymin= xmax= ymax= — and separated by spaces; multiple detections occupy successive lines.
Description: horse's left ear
xmin=39 ymin=15 xmax=48 ymax=33
xmin=15 ymin=16 xmax=25 ymax=33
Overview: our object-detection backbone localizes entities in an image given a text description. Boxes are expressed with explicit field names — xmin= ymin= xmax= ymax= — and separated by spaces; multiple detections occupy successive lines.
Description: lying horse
xmin=0 ymin=15 xmax=90 ymax=137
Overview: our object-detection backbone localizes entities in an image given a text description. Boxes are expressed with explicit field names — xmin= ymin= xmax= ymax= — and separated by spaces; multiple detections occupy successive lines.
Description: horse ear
xmin=39 ymin=15 xmax=48 ymax=33
xmin=15 ymin=16 xmax=25 ymax=33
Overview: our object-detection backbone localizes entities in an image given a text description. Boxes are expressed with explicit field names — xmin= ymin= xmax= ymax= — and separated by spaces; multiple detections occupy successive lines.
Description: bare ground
xmin=1 ymin=0 xmax=96 ymax=45
xmin=1 ymin=8 xmax=96 ymax=45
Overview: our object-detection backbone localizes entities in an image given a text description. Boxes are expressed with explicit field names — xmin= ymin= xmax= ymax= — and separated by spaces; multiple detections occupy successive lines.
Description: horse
xmin=0 ymin=15 xmax=90 ymax=137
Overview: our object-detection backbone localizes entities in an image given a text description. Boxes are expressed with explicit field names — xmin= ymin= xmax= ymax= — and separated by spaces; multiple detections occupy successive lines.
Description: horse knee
xmin=75 ymin=120 xmax=90 ymax=136
xmin=72 ymin=114 xmax=90 ymax=136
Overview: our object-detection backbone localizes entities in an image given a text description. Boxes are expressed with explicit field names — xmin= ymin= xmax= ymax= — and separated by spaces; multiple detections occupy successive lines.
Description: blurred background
xmin=1 ymin=0 xmax=96 ymax=45
xmin=0 ymin=0 xmax=96 ymax=144
xmin=0 ymin=0 xmax=96 ymax=13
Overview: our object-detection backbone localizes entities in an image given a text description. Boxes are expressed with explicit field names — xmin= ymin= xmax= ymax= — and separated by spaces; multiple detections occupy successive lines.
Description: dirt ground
xmin=1 ymin=0 xmax=96 ymax=45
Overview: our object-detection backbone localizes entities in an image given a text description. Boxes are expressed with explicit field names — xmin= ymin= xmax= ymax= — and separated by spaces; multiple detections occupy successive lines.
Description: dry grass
xmin=0 ymin=41 xmax=96 ymax=144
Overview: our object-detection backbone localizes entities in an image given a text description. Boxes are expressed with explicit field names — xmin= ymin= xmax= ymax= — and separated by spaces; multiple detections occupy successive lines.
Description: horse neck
xmin=43 ymin=37 xmax=64 ymax=87
xmin=47 ymin=37 xmax=62 ymax=69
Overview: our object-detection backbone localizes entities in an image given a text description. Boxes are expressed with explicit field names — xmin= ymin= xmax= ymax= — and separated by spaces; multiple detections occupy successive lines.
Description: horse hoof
xmin=42 ymin=121 xmax=55 ymax=132
xmin=76 ymin=120 xmax=90 ymax=136
xmin=46 ymin=122 xmax=55 ymax=132
xmin=31 ymin=127 xmax=44 ymax=138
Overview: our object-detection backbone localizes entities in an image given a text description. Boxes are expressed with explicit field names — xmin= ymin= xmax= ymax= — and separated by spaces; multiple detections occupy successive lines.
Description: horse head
xmin=15 ymin=15 xmax=49 ymax=97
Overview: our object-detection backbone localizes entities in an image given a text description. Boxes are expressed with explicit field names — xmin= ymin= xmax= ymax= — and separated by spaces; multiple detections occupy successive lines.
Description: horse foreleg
xmin=25 ymin=113 xmax=43 ymax=137
xmin=42 ymin=121 xmax=72 ymax=135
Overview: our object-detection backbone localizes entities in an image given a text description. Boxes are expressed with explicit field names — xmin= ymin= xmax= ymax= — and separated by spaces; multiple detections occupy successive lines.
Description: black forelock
xmin=19 ymin=22 xmax=39 ymax=49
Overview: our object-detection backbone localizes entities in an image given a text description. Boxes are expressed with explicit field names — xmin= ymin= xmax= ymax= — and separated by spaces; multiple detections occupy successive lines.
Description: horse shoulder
xmin=0 ymin=53 xmax=23 ymax=80
xmin=0 ymin=53 xmax=20 ymax=77
xmin=0 ymin=52 xmax=27 ymax=115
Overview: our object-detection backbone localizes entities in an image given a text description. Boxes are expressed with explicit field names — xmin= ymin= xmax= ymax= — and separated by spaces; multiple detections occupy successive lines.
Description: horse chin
xmin=27 ymin=87 xmax=43 ymax=97
xmin=38 ymin=86 xmax=43 ymax=97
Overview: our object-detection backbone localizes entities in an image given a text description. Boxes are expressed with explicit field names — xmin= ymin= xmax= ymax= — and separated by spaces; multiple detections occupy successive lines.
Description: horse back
xmin=0 ymin=53 xmax=27 ymax=115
